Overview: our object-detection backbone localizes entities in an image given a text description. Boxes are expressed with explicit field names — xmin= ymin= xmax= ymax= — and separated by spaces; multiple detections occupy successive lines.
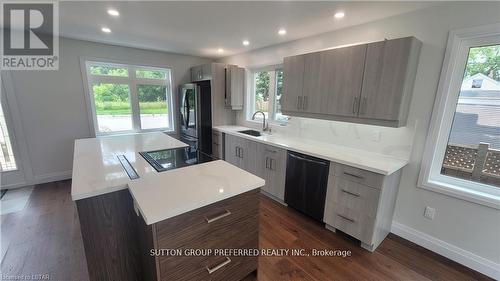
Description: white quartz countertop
xmin=71 ymin=132 xmax=188 ymax=201
xmin=71 ymin=132 xmax=265 ymax=225
xmin=128 ymin=160 xmax=265 ymax=225
xmin=213 ymin=125 xmax=408 ymax=175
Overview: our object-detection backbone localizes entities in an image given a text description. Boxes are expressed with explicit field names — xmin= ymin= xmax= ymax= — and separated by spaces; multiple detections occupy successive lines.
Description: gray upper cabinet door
xmin=201 ymin=64 xmax=212 ymax=80
xmin=191 ymin=65 xmax=202 ymax=82
xmin=301 ymin=52 xmax=322 ymax=113
xmin=319 ymin=45 xmax=367 ymax=117
xmin=359 ymin=37 xmax=422 ymax=122
xmin=227 ymin=66 xmax=244 ymax=110
xmin=282 ymin=55 xmax=305 ymax=113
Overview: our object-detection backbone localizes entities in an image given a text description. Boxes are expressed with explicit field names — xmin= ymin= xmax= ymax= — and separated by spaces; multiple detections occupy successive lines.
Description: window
xmin=0 ymin=103 xmax=17 ymax=171
xmin=84 ymin=61 xmax=173 ymax=135
xmin=249 ymin=67 xmax=288 ymax=123
xmin=419 ymin=24 xmax=500 ymax=209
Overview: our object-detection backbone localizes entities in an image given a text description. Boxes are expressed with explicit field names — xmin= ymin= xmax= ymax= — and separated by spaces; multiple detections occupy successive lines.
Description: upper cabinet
xmin=225 ymin=65 xmax=245 ymax=110
xmin=191 ymin=64 xmax=212 ymax=82
xmin=282 ymin=36 xmax=422 ymax=127
xmin=190 ymin=63 xmax=244 ymax=111
xmin=282 ymin=55 xmax=305 ymax=112
xmin=359 ymin=37 xmax=421 ymax=124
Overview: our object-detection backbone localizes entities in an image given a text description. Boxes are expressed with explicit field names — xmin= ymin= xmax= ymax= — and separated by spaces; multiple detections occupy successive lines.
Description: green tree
xmin=464 ymin=45 xmax=500 ymax=81
xmin=255 ymin=71 xmax=270 ymax=102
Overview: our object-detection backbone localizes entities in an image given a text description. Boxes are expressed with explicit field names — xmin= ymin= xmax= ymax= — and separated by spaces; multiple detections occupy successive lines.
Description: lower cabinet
xmin=138 ymin=190 xmax=259 ymax=281
xmin=224 ymin=134 xmax=286 ymax=202
xmin=212 ymin=130 xmax=223 ymax=159
xmin=258 ymin=144 xmax=287 ymax=201
xmin=323 ymin=163 xmax=402 ymax=252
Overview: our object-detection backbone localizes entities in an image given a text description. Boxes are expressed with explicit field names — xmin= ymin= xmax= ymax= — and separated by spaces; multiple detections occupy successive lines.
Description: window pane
xmin=92 ymin=83 xmax=133 ymax=133
xmin=441 ymin=45 xmax=500 ymax=187
xmin=89 ymin=65 xmax=128 ymax=77
xmin=138 ymin=85 xmax=169 ymax=130
xmin=254 ymin=71 xmax=270 ymax=119
xmin=274 ymin=69 xmax=288 ymax=122
xmin=136 ymin=69 xmax=167 ymax=79
xmin=0 ymin=104 xmax=17 ymax=171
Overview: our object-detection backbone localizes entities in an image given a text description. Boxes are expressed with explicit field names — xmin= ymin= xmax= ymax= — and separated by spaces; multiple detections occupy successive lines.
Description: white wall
xmin=219 ymin=2 xmax=500 ymax=276
xmin=1 ymin=37 xmax=211 ymax=187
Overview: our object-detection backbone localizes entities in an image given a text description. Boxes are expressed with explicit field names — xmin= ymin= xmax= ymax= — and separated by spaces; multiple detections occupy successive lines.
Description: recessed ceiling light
xmin=107 ymin=9 xmax=119 ymax=16
xmin=217 ymin=48 xmax=224 ymax=54
xmin=101 ymin=27 xmax=111 ymax=33
xmin=242 ymin=40 xmax=250 ymax=46
xmin=278 ymin=28 xmax=287 ymax=35
xmin=334 ymin=11 xmax=345 ymax=19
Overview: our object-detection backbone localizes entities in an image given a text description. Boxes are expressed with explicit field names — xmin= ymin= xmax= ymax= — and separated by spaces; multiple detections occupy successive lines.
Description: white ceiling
xmin=59 ymin=1 xmax=437 ymax=58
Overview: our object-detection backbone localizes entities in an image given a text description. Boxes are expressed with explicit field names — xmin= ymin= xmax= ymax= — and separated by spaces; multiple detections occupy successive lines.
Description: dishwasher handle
xmin=288 ymin=152 xmax=328 ymax=166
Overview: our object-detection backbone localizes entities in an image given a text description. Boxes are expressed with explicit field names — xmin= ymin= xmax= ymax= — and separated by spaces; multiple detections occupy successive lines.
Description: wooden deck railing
xmin=442 ymin=142 xmax=500 ymax=187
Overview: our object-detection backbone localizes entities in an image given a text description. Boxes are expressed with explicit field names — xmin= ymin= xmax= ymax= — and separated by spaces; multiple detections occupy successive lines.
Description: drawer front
xmin=159 ymin=238 xmax=257 ymax=281
xmin=333 ymin=178 xmax=380 ymax=216
xmin=332 ymin=205 xmax=376 ymax=244
xmin=334 ymin=164 xmax=384 ymax=189
xmin=155 ymin=190 xmax=259 ymax=280
xmin=155 ymin=190 xmax=258 ymax=250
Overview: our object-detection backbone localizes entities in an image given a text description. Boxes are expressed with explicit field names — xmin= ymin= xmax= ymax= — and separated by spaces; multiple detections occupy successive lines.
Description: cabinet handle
xmin=270 ymin=158 xmax=275 ymax=170
xmin=265 ymin=157 xmax=269 ymax=169
xmin=360 ymin=97 xmax=367 ymax=115
xmin=235 ymin=147 xmax=239 ymax=157
xmin=298 ymin=96 xmax=303 ymax=110
xmin=206 ymin=257 xmax=232 ymax=274
xmin=239 ymin=147 xmax=243 ymax=159
xmin=341 ymin=189 xmax=361 ymax=197
xmin=303 ymin=96 xmax=308 ymax=110
xmin=337 ymin=214 xmax=355 ymax=223
xmin=352 ymin=97 xmax=358 ymax=114
xmin=343 ymin=172 xmax=364 ymax=179
xmin=205 ymin=209 xmax=232 ymax=223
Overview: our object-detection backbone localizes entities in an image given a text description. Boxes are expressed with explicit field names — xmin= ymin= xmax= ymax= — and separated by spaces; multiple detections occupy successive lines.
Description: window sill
xmin=419 ymin=178 xmax=500 ymax=210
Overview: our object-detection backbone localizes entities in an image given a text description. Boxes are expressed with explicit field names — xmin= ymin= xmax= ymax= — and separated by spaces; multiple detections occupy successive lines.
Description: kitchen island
xmin=71 ymin=132 xmax=265 ymax=281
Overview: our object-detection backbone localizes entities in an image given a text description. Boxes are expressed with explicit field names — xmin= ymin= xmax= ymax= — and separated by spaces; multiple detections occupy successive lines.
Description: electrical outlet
xmin=424 ymin=206 xmax=436 ymax=220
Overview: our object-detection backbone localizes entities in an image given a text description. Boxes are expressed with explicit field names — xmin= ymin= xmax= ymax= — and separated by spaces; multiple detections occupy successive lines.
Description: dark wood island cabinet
xmin=138 ymin=189 xmax=259 ymax=281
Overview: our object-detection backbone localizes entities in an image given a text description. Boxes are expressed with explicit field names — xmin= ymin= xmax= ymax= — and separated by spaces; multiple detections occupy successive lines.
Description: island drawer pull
xmin=343 ymin=172 xmax=364 ymax=179
xmin=341 ymin=189 xmax=360 ymax=197
xmin=205 ymin=209 xmax=232 ymax=223
xmin=337 ymin=214 xmax=355 ymax=223
xmin=206 ymin=257 xmax=231 ymax=274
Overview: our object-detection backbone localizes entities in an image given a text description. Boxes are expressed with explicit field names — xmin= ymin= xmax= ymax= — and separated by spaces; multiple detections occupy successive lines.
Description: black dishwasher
xmin=284 ymin=151 xmax=330 ymax=222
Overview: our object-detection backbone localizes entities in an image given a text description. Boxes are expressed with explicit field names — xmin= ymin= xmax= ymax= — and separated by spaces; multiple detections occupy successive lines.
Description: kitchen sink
xmin=238 ymin=130 xmax=262 ymax=137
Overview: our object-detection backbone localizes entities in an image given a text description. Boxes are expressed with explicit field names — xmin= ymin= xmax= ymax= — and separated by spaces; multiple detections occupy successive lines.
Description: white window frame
xmin=82 ymin=60 xmax=174 ymax=136
xmin=247 ymin=65 xmax=287 ymax=124
xmin=418 ymin=23 xmax=500 ymax=209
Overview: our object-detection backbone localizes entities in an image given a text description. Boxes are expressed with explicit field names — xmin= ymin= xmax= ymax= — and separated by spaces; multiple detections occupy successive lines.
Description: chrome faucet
xmin=252 ymin=111 xmax=270 ymax=132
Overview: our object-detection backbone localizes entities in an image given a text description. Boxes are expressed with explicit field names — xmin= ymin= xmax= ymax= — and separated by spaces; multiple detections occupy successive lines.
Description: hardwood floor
xmin=0 ymin=180 xmax=492 ymax=281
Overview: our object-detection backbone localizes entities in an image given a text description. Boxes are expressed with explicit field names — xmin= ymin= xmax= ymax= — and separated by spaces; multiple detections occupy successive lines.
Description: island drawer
xmin=158 ymin=239 xmax=257 ymax=281
xmin=334 ymin=163 xmax=384 ymax=189
xmin=155 ymin=189 xmax=259 ymax=251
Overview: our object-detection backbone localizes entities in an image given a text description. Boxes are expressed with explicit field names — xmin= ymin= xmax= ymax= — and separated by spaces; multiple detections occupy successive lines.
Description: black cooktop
xmin=139 ymin=146 xmax=215 ymax=172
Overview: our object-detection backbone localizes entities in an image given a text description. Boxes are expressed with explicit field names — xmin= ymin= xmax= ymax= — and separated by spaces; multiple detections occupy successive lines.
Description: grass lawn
xmin=96 ymin=101 xmax=168 ymax=115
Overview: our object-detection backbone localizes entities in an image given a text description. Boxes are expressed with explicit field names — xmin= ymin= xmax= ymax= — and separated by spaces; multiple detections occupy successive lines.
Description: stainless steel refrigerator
xmin=179 ymin=81 xmax=212 ymax=154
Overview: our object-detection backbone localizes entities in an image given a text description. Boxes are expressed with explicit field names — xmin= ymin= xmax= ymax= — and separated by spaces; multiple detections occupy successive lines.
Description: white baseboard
xmin=33 ymin=170 xmax=72 ymax=185
xmin=391 ymin=221 xmax=500 ymax=280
